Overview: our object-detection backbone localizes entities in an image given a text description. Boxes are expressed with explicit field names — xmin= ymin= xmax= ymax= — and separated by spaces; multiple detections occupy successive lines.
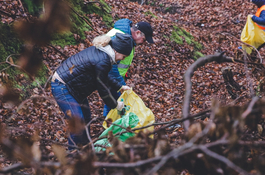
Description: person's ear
xmin=136 ymin=30 xmax=142 ymax=37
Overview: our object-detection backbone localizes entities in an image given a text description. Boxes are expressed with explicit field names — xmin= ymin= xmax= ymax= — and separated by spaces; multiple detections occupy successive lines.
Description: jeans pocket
xmin=51 ymin=82 xmax=66 ymax=97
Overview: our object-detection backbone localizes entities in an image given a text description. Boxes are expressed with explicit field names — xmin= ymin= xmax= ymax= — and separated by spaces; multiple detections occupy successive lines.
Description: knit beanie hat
xmin=111 ymin=33 xmax=133 ymax=56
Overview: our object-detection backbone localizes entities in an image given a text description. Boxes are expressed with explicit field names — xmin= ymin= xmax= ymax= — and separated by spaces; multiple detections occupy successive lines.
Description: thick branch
xmin=241 ymin=96 xmax=259 ymax=119
xmin=182 ymin=52 xmax=233 ymax=131
xmin=0 ymin=163 xmax=25 ymax=174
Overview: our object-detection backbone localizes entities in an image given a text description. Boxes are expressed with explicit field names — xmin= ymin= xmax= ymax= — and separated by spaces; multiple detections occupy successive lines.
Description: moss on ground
xmin=193 ymin=51 xmax=204 ymax=60
xmin=0 ymin=22 xmax=48 ymax=99
xmin=0 ymin=22 xmax=22 ymax=59
xmin=171 ymin=25 xmax=204 ymax=60
xmin=55 ymin=0 xmax=113 ymax=47
xmin=144 ymin=11 xmax=158 ymax=19
xmin=1 ymin=0 xmax=113 ymax=99
xmin=21 ymin=0 xmax=43 ymax=16
xmin=21 ymin=0 xmax=113 ymax=48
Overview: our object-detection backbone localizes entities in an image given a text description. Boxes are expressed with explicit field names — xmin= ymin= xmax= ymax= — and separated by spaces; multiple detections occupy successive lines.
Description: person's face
xmin=115 ymin=51 xmax=127 ymax=61
xmin=132 ymin=30 xmax=146 ymax=45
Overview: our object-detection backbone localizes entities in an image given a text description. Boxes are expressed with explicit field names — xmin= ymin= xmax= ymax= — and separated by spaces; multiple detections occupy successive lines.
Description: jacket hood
xmin=98 ymin=45 xmax=116 ymax=64
xmin=252 ymin=0 xmax=265 ymax=8
xmin=114 ymin=19 xmax=132 ymax=35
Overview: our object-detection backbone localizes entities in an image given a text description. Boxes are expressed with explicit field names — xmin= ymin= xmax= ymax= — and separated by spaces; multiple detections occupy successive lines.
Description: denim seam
xmin=60 ymin=86 xmax=77 ymax=119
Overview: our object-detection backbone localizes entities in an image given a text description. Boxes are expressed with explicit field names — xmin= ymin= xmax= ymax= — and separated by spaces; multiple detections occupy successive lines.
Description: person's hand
xmin=249 ymin=14 xmax=254 ymax=18
xmin=116 ymin=101 xmax=124 ymax=111
xmin=121 ymin=85 xmax=131 ymax=91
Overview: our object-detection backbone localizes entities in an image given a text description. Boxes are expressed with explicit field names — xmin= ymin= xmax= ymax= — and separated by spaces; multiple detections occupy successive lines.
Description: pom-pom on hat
xmin=111 ymin=33 xmax=133 ymax=56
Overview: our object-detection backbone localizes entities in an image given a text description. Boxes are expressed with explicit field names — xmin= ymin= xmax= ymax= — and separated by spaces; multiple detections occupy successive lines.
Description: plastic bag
xmin=95 ymin=90 xmax=155 ymax=152
xmin=103 ymin=89 xmax=155 ymax=134
xmin=241 ymin=15 xmax=265 ymax=54
xmin=94 ymin=112 xmax=139 ymax=152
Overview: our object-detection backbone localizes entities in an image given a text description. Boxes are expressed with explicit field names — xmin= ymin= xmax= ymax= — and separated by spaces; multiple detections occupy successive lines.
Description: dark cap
xmin=135 ymin=22 xmax=154 ymax=43
xmin=111 ymin=33 xmax=133 ymax=56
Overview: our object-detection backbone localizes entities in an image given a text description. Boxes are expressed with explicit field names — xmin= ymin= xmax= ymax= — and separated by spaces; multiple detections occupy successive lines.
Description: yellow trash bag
xmin=241 ymin=15 xmax=265 ymax=54
xmin=103 ymin=89 xmax=155 ymax=134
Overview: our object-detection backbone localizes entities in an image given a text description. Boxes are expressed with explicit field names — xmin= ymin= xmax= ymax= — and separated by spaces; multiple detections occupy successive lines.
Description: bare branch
xmin=241 ymin=96 xmax=259 ymax=119
xmin=48 ymin=44 xmax=69 ymax=59
xmin=199 ymin=145 xmax=251 ymax=175
xmin=3 ymin=54 xmax=35 ymax=81
xmin=243 ymin=51 xmax=255 ymax=97
xmin=85 ymin=118 xmax=97 ymax=151
xmin=93 ymin=156 xmax=162 ymax=168
xmin=183 ymin=52 xmax=233 ymax=131
xmin=0 ymin=163 xmax=25 ymax=174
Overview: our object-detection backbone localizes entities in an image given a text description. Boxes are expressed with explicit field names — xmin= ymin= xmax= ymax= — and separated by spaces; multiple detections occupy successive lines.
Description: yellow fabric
xmin=103 ymin=89 xmax=155 ymax=134
xmin=241 ymin=15 xmax=265 ymax=54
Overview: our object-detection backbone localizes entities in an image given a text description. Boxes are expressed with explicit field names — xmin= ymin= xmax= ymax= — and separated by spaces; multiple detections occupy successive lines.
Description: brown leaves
xmin=1 ymin=136 xmax=32 ymax=165
xmin=0 ymin=123 xmax=5 ymax=141
xmin=67 ymin=116 xmax=85 ymax=135
xmin=52 ymin=144 xmax=67 ymax=165
xmin=2 ymin=0 xmax=265 ymax=174
xmin=69 ymin=65 xmax=75 ymax=74
xmin=18 ymin=45 xmax=43 ymax=77
xmin=187 ymin=122 xmax=202 ymax=140
xmin=0 ymin=85 xmax=20 ymax=107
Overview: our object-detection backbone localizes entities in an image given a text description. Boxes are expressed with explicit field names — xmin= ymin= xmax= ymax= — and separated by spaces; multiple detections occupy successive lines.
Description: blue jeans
xmin=51 ymin=79 xmax=91 ymax=146
xmin=103 ymin=88 xmax=121 ymax=117
xmin=103 ymin=64 xmax=125 ymax=117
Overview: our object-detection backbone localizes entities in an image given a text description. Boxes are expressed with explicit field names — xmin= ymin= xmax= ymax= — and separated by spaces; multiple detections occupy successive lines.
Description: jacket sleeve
xmin=95 ymin=60 xmax=122 ymax=109
xmin=108 ymin=63 xmax=126 ymax=85
xmin=252 ymin=11 xmax=265 ymax=25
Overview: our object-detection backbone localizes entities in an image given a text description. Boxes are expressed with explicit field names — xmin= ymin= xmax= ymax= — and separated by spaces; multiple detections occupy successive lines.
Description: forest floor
xmin=1 ymin=0 xmax=265 ymax=174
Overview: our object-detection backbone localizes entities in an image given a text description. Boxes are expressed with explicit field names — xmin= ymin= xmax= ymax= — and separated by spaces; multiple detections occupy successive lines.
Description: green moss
xmin=30 ymin=66 xmax=48 ymax=94
xmin=171 ymin=25 xmax=204 ymax=60
xmin=0 ymin=22 xmax=49 ymax=99
xmin=21 ymin=0 xmax=42 ymax=16
xmin=51 ymin=32 xmax=77 ymax=47
xmin=165 ymin=7 xmax=172 ymax=13
xmin=192 ymin=41 xmax=203 ymax=50
xmin=81 ymin=0 xmax=112 ymax=27
xmin=184 ymin=36 xmax=192 ymax=45
xmin=193 ymin=51 xmax=204 ymax=60
xmin=144 ymin=11 xmax=158 ymax=19
xmin=0 ymin=42 xmax=7 ymax=59
xmin=0 ymin=23 xmax=22 ymax=59
xmin=171 ymin=31 xmax=183 ymax=44
xmin=48 ymin=0 xmax=113 ymax=47
xmin=5 ymin=59 xmax=49 ymax=99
